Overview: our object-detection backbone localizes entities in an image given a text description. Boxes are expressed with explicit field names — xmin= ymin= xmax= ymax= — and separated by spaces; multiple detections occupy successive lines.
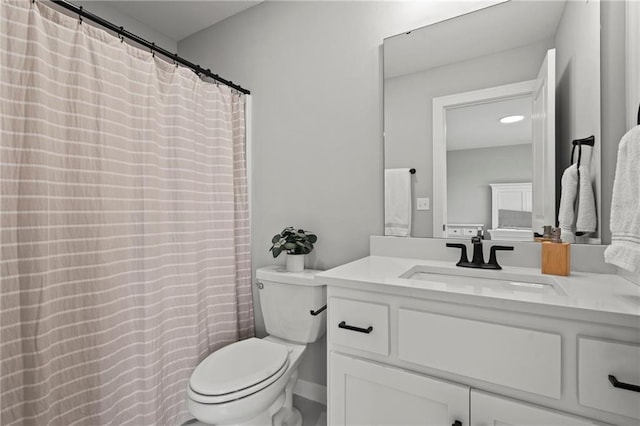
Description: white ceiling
xmin=446 ymin=96 xmax=532 ymax=151
xmin=94 ymin=1 xmax=262 ymax=41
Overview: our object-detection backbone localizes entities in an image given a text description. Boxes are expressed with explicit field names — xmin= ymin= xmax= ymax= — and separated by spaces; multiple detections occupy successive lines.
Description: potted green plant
xmin=269 ymin=227 xmax=318 ymax=272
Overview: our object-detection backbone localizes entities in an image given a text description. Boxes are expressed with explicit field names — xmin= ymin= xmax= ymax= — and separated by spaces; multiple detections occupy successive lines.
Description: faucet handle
xmin=486 ymin=245 xmax=514 ymax=270
xmin=446 ymin=243 xmax=469 ymax=266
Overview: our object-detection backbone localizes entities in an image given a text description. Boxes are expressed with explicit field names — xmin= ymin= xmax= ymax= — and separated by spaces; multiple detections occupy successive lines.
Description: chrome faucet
xmin=446 ymin=235 xmax=514 ymax=270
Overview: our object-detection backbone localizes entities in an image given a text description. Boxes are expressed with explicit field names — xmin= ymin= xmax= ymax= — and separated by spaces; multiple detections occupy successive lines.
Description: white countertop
xmin=316 ymin=256 xmax=640 ymax=329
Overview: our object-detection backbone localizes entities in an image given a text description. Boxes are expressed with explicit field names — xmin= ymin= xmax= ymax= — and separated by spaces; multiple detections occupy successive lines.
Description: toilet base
xmin=184 ymin=403 xmax=302 ymax=426
xmin=186 ymin=371 xmax=303 ymax=426
xmin=272 ymin=406 xmax=302 ymax=426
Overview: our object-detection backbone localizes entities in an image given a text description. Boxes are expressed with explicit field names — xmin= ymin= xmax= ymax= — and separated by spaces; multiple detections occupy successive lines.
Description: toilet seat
xmin=188 ymin=337 xmax=290 ymax=404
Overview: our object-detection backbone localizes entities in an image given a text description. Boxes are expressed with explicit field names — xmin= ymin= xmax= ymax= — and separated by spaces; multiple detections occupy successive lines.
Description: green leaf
xmin=282 ymin=227 xmax=294 ymax=235
xmin=271 ymin=227 xmax=317 ymax=257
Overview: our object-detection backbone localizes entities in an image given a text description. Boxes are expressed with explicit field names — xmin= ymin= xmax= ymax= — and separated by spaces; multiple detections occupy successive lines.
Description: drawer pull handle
xmin=338 ymin=321 xmax=373 ymax=334
xmin=310 ymin=305 xmax=327 ymax=316
xmin=609 ymin=374 xmax=640 ymax=393
xmin=452 ymin=421 xmax=462 ymax=426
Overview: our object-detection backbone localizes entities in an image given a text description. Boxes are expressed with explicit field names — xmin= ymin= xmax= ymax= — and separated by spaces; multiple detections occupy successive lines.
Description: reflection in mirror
xmin=445 ymin=96 xmax=533 ymax=240
xmin=433 ymin=62 xmax=555 ymax=242
xmin=383 ymin=0 xmax=601 ymax=244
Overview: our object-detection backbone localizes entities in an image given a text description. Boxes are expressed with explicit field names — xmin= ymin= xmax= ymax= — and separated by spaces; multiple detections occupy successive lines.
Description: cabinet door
xmin=329 ymin=352 xmax=469 ymax=426
xmin=578 ymin=337 xmax=640 ymax=420
xmin=471 ymin=390 xmax=599 ymax=426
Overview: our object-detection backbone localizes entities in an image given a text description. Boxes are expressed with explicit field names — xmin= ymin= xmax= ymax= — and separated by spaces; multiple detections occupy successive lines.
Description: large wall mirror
xmin=383 ymin=0 xmax=602 ymax=244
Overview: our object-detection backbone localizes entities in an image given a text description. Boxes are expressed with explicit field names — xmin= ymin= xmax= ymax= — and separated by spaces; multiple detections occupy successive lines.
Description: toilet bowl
xmin=187 ymin=336 xmax=306 ymax=426
xmin=186 ymin=266 xmax=326 ymax=426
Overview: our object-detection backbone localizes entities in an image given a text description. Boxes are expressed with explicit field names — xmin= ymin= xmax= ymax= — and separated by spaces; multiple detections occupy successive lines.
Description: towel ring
xmin=570 ymin=135 xmax=595 ymax=177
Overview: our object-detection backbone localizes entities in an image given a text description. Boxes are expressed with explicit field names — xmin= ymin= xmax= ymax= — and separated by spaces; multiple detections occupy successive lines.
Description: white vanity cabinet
xmin=578 ymin=338 xmax=640 ymax=420
xmin=325 ymin=287 xmax=639 ymax=426
xmin=471 ymin=390 xmax=599 ymax=425
xmin=330 ymin=352 xmax=469 ymax=426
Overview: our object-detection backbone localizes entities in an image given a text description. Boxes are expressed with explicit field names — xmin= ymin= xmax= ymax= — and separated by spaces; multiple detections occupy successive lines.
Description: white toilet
xmin=186 ymin=266 xmax=326 ymax=426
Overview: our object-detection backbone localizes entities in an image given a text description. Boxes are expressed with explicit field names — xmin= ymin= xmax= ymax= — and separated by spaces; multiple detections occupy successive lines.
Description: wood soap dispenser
xmin=541 ymin=228 xmax=571 ymax=276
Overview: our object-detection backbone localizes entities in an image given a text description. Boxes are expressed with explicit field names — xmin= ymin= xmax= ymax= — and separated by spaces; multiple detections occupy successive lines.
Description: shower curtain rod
xmin=49 ymin=0 xmax=251 ymax=95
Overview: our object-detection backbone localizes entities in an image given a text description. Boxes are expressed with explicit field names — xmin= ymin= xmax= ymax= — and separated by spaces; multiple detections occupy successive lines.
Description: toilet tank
xmin=256 ymin=266 xmax=326 ymax=343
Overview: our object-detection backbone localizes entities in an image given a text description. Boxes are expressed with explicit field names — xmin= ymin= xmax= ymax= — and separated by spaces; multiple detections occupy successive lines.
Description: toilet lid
xmin=189 ymin=337 xmax=289 ymax=396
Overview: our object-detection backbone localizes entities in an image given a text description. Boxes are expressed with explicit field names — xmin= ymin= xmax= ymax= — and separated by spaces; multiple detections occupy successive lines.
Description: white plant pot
xmin=286 ymin=253 xmax=305 ymax=272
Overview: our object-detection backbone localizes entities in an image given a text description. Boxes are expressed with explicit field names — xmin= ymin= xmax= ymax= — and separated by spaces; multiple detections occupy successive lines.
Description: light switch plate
xmin=416 ymin=197 xmax=430 ymax=210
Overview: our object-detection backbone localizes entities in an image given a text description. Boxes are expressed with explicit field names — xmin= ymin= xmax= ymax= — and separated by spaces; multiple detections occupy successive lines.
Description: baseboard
xmin=293 ymin=379 xmax=327 ymax=405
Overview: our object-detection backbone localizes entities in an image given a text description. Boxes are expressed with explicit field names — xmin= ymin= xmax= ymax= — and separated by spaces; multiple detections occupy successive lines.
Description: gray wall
xmin=447 ymin=144 xmax=532 ymax=227
xmin=384 ymin=39 xmax=552 ymax=237
xmin=178 ymin=1 xmax=472 ymax=388
xmin=555 ymin=0 xmax=601 ymax=241
xmin=600 ymin=1 xmax=628 ymax=246
xmin=178 ymin=0 xmax=629 ymax=389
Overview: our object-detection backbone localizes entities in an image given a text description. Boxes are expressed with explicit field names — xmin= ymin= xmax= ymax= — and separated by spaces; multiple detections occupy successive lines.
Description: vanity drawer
xmin=329 ymin=297 xmax=389 ymax=356
xmin=578 ymin=337 xmax=640 ymax=420
xmin=398 ymin=309 xmax=561 ymax=398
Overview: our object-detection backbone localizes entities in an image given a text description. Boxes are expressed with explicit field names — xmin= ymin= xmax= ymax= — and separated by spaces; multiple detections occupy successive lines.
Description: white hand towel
xmin=575 ymin=165 xmax=597 ymax=234
xmin=384 ymin=168 xmax=412 ymax=237
xmin=604 ymin=125 xmax=640 ymax=273
xmin=558 ymin=163 xmax=597 ymax=239
xmin=558 ymin=163 xmax=578 ymax=237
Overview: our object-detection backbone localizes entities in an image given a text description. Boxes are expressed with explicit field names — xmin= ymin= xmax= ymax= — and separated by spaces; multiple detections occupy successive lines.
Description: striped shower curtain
xmin=1 ymin=2 xmax=254 ymax=425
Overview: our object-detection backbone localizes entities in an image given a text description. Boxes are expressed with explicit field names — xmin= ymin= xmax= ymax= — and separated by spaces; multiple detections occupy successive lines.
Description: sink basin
xmin=399 ymin=265 xmax=566 ymax=296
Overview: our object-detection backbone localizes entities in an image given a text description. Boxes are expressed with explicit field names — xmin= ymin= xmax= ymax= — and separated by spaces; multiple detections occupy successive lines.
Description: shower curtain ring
xmin=151 ymin=42 xmax=155 ymax=57
xmin=119 ymin=26 xmax=124 ymax=43
xmin=174 ymin=53 xmax=179 ymax=68
xmin=78 ymin=6 xmax=83 ymax=24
